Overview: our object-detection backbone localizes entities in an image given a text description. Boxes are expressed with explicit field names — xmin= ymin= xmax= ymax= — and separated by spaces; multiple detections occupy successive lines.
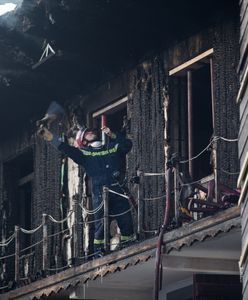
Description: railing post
xmin=14 ymin=225 xmax=20 ymax=284
xmin=173 ymin=167 xmax=179 ymax=225
xmin=187 ymin=70 xmax=194 ymax=179
xmin=209 ymin=58 xmax=219 ymax=203
xmin=42 ymin=214 xmax=48 ymax=273
xmin=137 ymin=170 xmax=144 ymax=239
xmin=72 ymin=194 xmax=79 ymax=265
xmin=103 ymin=186 xmax=110 ymax=252
xmin=213 ymin=139 xmax=220 ymax=203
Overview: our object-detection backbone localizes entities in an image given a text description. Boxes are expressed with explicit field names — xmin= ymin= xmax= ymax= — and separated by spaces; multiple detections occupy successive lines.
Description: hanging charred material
xmin=32 ymin=123 xmax=64 ymax=273
xmin=127 ymin=56 xmax=167 ymax=235
xmin=212 ymin=19 xmax=240 ymax=190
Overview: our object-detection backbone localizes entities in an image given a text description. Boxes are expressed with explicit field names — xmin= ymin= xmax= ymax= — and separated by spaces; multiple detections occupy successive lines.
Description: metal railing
xmin=0 ymin=135 xmax=240 ymax=291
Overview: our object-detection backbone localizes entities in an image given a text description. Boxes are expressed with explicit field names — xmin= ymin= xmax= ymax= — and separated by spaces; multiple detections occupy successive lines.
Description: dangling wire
xmin=179 ymin=135 xmax=238 ymax=164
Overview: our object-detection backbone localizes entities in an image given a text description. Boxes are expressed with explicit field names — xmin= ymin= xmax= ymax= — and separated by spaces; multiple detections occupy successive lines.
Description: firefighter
xmin=40 ymin=126 xmax=134 ymax=256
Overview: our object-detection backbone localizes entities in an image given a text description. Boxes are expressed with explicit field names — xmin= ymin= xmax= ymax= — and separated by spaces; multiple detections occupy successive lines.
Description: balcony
xmin=0 ymin=152 xmax=241 ymax=299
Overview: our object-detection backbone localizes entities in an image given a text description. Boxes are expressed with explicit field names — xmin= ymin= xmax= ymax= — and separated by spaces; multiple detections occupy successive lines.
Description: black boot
xmin=93 ymin=243 xmax=105 ymax=258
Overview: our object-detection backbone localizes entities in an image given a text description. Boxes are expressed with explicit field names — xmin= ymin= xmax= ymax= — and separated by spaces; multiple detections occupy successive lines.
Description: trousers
xmin=92 ymin=183 xmax=134 ymax=244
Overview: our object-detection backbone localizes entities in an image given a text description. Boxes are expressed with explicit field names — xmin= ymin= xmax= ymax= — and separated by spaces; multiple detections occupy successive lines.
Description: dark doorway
xmin=3 ymin=149 xmax=33 ymax=249
xmin=192 ymin=64 xmax=213 ymax=179
xmin=193 ymin=274 xmax=242 ymax=300
xmin=170 ymin=56 xmax=213 ymax=181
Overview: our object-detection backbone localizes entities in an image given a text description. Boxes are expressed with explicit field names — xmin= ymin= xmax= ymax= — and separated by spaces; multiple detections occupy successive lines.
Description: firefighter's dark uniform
xmin=55 ymin=133 xmax=134 ymax=253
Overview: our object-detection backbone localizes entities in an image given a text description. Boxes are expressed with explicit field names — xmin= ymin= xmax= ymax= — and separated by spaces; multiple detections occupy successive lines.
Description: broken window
xmin=169 ymin=50 xmax=214 ymax=181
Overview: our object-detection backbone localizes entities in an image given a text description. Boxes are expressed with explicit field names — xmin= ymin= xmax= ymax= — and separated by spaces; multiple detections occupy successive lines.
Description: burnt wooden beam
xmin=18 ymin=172 xmax=34 ymax=186
xmin=162 ymin=255 xmax=239 ymax=274
xmin=169 ymin=49 xmax=214 ymax=76
xmin=187 ymin=70 xmax=193 ymax=179
xmin=14 ymin=226 xmax=20 ymax=284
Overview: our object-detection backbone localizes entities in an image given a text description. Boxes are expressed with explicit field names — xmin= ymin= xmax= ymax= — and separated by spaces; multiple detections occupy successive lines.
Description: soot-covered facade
xmin=0 ymin=0 xmax=244 ymax=299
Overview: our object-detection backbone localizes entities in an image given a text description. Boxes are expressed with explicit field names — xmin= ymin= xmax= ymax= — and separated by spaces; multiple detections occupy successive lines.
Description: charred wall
xmin=127 ymin=58 xmax=167 ymax=233
xmin=0 ymin=124 xmax=64 ymax=278
xmin=32 ymin=125 xmax=63 ymax=272
xmin=167 ymin=18 xmax=240 ymax=189
xmin=212 ymin=19 xmax=240 ymax=189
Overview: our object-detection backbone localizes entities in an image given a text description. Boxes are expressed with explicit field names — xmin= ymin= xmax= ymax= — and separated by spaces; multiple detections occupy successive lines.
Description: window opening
xmin=169 ymin=50 xmax=213 ymax=180
xmin=192 ymin=65 xmax=213 ymax=179
xmin=92 ymin=96 xmax=128 ymax=132
xmin=3 ymin=149 xmax=33 ymax=249
xmin=91 ymin=98 xmax=128 ymax=177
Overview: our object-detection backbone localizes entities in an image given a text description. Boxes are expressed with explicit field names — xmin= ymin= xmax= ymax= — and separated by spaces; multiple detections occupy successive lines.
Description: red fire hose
xmin=153 ymin=167 xmax=172 ymax=300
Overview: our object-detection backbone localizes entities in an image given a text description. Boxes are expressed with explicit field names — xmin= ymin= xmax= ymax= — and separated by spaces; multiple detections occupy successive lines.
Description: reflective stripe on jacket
xmin=58 ymin=133 xmax=132 ymax=186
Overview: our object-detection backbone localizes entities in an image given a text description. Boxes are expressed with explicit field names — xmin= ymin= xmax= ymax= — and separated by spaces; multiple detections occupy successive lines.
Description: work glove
xmin=101 ymin=126 xmax=116 ymax=139
xmin=37 ymin=126 xmax=54 ymax=141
